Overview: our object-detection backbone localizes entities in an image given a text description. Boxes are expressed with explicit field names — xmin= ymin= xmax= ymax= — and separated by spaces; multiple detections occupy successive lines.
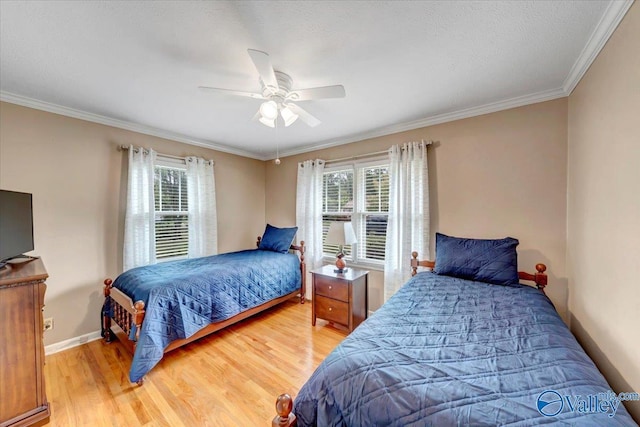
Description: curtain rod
xmin=325 ymin=150 xmax=388 ymax=165
xmin=117 ymin=145 xmax=214 ymax=165
xmin=325 ymin=139 xmax=433 ymax=165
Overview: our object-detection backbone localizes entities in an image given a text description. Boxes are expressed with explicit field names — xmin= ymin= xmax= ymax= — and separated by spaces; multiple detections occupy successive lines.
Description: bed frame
xmin=102 ymin=238 xmax=306 ymax=385
xmin=271 ymin=253 xmax=548 ymax=427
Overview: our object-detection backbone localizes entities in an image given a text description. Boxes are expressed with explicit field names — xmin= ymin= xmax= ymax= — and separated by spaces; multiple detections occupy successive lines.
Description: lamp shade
xmin=258 ymin=116 xmax=275 ymax=128
xmin=325 ymin=222 xmax=357 ymax=246
xmin=259 ymin=100 xmax=278 ymax=120
xmin=280 ymin=106 xmax=299 ymax=127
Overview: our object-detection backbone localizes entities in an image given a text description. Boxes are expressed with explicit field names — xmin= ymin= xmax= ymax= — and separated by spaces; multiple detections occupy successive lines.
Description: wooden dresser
xmin=0 ymin=258 xmax=50 ymax=427
xmin=311 ymin=265 xmax=368 ymax=332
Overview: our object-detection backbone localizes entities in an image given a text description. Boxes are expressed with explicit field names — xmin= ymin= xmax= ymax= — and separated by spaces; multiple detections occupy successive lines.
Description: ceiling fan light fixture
xmin=281 ymin=106 xmax=299 ymax=127
xmin=259 ymin=100 xmax=278 ymax=120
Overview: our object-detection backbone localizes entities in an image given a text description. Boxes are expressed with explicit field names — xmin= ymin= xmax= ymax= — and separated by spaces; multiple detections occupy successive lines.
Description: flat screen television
xmin=0 ymin=190 xmax=34 ymax=264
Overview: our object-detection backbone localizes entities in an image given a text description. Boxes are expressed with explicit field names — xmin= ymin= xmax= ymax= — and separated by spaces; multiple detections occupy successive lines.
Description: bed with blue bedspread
xmin=103 ymin=245 xmax=303 ymax=383
xmin=285 ymin=234 xmax=637 ymax=426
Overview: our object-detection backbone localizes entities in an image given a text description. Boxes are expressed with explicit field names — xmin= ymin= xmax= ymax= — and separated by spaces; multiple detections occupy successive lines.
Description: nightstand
xmin=311 ymin=265 xmax=368 ymax=332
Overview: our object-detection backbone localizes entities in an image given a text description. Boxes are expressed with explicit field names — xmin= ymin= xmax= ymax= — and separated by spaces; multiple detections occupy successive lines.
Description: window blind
xmin=322 ymin=169 xmax=354 ymax=257
xmin=357 ymin=165 xmax=389 ymax=262
xmin=154 ymin=166 xmax=189 ymax=259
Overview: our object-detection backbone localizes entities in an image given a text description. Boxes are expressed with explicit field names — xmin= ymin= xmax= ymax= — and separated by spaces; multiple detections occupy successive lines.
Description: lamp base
xmin=335 ymin=253 xmax=347 ymax=273
xmin=334 ymin=268 xmax=349 ymax=274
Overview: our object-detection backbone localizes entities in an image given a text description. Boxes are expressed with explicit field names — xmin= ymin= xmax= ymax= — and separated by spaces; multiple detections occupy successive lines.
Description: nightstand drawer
xmin=314 ymin=296 xmax=349 ymax=325
xmin=315 ymin=277 xmax=349 ymax=301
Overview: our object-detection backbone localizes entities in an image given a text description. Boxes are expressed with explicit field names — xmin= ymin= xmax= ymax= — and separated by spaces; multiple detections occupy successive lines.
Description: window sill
xmin=156 ymin=255 xmax=187 ymax=263
xmin=322 ymin=256 xmax=384 ymax=272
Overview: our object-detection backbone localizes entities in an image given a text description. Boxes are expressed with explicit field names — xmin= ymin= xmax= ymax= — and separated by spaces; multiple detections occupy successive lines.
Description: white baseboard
xmin=45 ymin=307 xmax=375 ymax=355
xmin=44 ymin=330 xmax=102 ymax=356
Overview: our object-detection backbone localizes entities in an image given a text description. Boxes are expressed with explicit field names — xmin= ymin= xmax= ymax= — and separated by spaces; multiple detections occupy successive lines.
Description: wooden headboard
xmin=410 ymin=251 xmax=548 ymax=293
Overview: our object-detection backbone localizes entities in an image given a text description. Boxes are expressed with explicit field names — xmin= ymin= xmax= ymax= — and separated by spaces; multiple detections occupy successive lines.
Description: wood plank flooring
xmin=42 ymin=299 xmax=347 ymax=426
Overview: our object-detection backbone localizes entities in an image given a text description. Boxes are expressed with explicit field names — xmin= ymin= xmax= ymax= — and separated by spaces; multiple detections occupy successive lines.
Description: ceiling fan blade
xmin=289 ymin=85 xmax=346 ymax=101
xmin=199 ymin=86 xmax=264 ymax=99
xmin=247 ymin=49 xmax=279 ymax=92
xmin=285 ymin=103 xmax=321 ymax=127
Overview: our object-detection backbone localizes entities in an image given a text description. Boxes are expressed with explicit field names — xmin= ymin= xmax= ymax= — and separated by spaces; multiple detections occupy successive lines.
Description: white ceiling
xmin=0 ymin=1 xmax=632 ymax=160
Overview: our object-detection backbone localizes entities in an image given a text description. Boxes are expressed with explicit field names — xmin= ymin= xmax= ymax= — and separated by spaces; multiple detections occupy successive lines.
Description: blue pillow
xmin=434 ymin=233 xmax=519 ymax=286
xmin=258 ymin=224 xmax=298 ymax=254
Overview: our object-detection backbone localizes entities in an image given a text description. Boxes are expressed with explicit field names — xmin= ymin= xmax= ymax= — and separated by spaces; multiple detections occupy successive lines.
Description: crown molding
xmin=275 ymin=87 xmax=567 ymax=159
xmin=0 ymin=91 xmax=264 ymax=160
xmin=272 ymin=1 xmax=635 ymax=160
xmin=2 ymin=0 xmax=629 ymax=163
xmin=562 ymin=0 xmax=634 ymax=95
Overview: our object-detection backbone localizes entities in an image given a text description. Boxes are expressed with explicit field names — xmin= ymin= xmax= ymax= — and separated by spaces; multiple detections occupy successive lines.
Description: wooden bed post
xmin=298 ymin=241 xmax=306 ymax=304
xmin=103 ymin=279 xmax=113 ymax=342
xmin=133 ymin=300 xmax=145 ymax=343
xmin=518 ymin=263 xmax=548 ymax=294
xmin=272 ymin=394 xmax=296 ymax=427
xmin=410 ymin=252 xmax=435 ymax=276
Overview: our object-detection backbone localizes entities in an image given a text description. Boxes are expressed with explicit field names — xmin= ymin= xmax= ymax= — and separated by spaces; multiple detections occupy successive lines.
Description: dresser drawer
xmin=314 ymin=296 xmax=349 ymax=325
xmin=315 ymin=276 xmax=349 ymax=302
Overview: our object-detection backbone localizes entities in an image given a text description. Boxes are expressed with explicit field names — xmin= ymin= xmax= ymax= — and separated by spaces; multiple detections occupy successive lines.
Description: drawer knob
xmin=328 ymin=307 xmax=333 ymax=312
xmin=328 ymin=286 xmax=332 ymax=290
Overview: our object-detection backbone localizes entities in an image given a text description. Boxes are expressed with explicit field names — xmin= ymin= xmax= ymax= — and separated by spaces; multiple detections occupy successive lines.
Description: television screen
xmin=0 ymin=190 xmax=34 ymax=261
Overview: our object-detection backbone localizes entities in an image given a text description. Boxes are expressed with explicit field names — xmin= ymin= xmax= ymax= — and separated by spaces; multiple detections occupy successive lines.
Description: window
xmin=322 ymin=160 xmax=389 ymax=265
xmin=322 ymin=169 xmax=354 ymax=257
xmin=357 ymin=165 xmax=389 ymax=261
xmin=154 ymin=165 xmax=188 ymax=260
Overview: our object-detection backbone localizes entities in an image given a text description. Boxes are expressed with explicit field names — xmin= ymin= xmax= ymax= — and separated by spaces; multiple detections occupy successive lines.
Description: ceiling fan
xmin=199 ymin=49 xmax=346 ymax=128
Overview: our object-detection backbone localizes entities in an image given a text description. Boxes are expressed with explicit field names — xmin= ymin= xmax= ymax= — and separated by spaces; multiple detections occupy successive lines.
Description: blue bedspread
xmin=294 ymin=272 xmax=636 ymax=426
xmin=109 ymin=249 xmax=301 ymax=382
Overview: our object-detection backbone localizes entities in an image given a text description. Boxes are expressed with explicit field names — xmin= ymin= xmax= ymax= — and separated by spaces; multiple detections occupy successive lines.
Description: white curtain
xmin=124 ymin=145 xmax=157 ymax=271
xmin=186 ymin=157 xmax=218 ymax=258
xmin=296 ymin=159 xmax=325 ymax=271
xmin=384 ymin=140 xmax=430 ymax=301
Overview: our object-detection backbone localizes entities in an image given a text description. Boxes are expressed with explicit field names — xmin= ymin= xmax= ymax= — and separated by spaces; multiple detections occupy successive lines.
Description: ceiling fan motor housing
xmin=262 ymin=71 xmax=295 ymax=105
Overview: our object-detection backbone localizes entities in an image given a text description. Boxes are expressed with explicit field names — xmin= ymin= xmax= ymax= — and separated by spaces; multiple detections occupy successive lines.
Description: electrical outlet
xmin=43 ymin=317 xmax=53 ymax=332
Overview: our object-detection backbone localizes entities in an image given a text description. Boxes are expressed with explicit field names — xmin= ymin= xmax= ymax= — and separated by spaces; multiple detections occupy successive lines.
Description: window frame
xmin=154 ymin=157 xmax=189 ymax=262
xmin=322 ymin=167 xmax=355 ymax=260
xmin=322 ymin=156 xmax=389 ymax=270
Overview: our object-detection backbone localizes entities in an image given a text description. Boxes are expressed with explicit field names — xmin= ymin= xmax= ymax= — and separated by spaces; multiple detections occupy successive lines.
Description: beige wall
xmin=0 ymin=102 xmax=266 ymax=345
xmin=567 ymin=2 xmax=640 ymax=421
xmin=266 ymin=99 xmax=568 ymax=319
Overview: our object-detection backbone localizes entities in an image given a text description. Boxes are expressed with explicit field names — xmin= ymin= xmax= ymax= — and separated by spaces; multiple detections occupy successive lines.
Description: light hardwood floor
xmin=43 ymin=299 xmax=347 ymax=426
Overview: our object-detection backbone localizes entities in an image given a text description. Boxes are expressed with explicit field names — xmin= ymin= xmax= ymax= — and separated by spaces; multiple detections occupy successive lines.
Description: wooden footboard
xmin=102 ymin=240 xmax=307 ymax=384
xmin=102 ymin=279 xmax=144 ymax=356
